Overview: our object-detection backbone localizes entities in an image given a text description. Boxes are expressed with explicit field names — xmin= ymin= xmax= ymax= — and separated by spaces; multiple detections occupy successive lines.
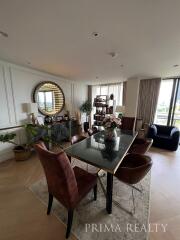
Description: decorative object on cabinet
xmin=44 ymin=115 xmax=53 ymax=124
xmin=37 ymin=116 xmax=44 ymax=125
xmin=24 ymin=102 xmax=38 ymax=124
xmin=75 ymin=110 xmax=81 ymax=125
xmin=80 ymin=100 xmax=92 ymax=132
xmin=33 ymin=81 xmax=65 ymax=116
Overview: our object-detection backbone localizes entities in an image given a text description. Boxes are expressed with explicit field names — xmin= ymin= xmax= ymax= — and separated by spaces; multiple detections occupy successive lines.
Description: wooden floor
xmin=0 ymin=147 xmax=180 ymax=240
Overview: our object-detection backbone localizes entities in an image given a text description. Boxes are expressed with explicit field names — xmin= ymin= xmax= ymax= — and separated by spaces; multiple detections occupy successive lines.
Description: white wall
xmin=125 ymin=78 xmax=140 ymax=117
xmin=0 ymin=60 xmax=87 ymax=162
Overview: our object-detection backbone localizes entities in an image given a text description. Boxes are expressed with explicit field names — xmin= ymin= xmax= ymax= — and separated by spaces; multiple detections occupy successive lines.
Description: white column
xmin=125 ymin=78 xmax=140 ymax=117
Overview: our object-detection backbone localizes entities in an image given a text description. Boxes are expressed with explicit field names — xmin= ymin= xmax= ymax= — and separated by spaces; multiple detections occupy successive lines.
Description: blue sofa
xmin=148 ymin=124 xmax=180 ymax=151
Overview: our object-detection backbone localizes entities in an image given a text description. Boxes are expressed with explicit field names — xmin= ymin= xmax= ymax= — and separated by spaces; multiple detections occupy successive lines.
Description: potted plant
xmin=0 ymin=124 xmax=50 ymax=161
xmin=0 ymin=132 xmax=31 ymax=161
xmin=80 ymin=100 xmax=92 ymax=132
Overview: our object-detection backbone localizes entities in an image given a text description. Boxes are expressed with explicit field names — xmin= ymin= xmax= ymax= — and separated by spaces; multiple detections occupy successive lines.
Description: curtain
xmin=91 ymin=83 xmax=123 ymax=106
xmin=137 ymin=78 xmax=161 ymax=124
xmin=88 ymin=85 xmax=92 ymax=127
xmin=122 ymin=81 xmax=127 ymax=106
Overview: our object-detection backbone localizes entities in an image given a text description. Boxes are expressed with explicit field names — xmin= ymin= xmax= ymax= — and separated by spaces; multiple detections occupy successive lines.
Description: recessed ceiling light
xmin=173 ymin=64 xmax=179 ymax=67
xmin=0 ymin=31 xmax=8 ymax=38
xmin=120 ymin=64 xmax=124 ymax=67
xmin=108 ymin=52 xmax=118 ymax=58
xmin=96 ymin=76 xmax=99 ymax=79
xmin=92 ymin=32 xmax=99 ymax=37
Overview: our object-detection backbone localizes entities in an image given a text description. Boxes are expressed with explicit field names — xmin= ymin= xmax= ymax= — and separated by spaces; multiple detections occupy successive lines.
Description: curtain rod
xmin=90 ymin=82 xmax=124 ymax=86
xmin=163 ymin=76 xmax=180 ymax=80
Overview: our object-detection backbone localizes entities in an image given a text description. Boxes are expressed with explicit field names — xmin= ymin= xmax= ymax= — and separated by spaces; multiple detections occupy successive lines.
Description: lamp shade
xmin=26 ymin=103 xmax=38 ymax=115
xmin=116 ymin=105 xmax=125 ymax=113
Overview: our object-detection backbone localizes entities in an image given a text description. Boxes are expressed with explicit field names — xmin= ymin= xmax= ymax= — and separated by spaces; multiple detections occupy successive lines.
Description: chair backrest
xmin=34 ymin=141 xmax=78 ymax=209
xmin=71 ymin=135 xmax=86 ymax=145
xmin=116 ymin=153 xmax=152 ymax=184
xmin=121 ymin=117 xmax=135 ymax=131
xmin=154 ymin=124 xmax=174 ymax=136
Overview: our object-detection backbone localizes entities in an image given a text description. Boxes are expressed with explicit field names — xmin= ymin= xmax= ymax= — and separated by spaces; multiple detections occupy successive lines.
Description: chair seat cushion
xmin=73 ymin=166 xmax=97 ymax=202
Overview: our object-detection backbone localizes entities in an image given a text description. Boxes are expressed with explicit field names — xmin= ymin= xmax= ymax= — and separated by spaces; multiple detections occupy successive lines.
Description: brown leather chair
xmin=128 ymin=138 xmax=153 ymax=154
xmin=121 ymin=117 xmax=135 ymax=131
xmin=71 ymin=135 xmax=87 ymax=145
xmin=114 ymin=153 xmax=152 ymax=214
xmin=34 ymin=141 xmax=97 ymax=239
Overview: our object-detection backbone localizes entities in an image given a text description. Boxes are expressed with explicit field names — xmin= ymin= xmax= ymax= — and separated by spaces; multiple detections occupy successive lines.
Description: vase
xmin=104 ymin=128 xmax=117 ymax=142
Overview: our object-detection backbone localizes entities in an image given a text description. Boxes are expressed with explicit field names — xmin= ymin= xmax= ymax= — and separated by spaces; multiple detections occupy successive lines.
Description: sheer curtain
xmin=92 ymin=83 xmax=123 ymax=106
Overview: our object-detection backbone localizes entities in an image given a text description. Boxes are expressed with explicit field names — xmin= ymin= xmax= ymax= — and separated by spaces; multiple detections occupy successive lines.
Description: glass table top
xmin=65 ymin=129 xmax=137 ymax=174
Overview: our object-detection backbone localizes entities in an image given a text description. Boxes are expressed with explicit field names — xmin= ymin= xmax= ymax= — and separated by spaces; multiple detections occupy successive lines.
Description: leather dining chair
xmin=121 ymin=117 xmax=135 ymax=131
xmin=128 ymin=138 xmax=153 ymax=154
xmin=114 ymin=153 xmax=152 ymax=214
xmin=34 ymin=141 xmax=97 ymax=239
xmin=69 ymin=135 xmax=87 ymax=163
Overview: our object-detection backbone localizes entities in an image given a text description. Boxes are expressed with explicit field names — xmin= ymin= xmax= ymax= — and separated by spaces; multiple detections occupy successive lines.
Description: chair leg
xmin=66 ymin=210 xmax=74 ymax=239
xmin=47 ymin=193 xmax=53 ymax=215
xmin=68 ymin=155 xmax=71 ymax=163
xmin=132 ymin=188 xmax=135 ymax=214
xmin=93 ymin=184 xmax=97 ymax=201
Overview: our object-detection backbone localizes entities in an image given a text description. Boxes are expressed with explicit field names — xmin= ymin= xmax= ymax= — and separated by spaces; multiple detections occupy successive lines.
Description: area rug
xmin=30 ymin=159 xmax=151 ymax=240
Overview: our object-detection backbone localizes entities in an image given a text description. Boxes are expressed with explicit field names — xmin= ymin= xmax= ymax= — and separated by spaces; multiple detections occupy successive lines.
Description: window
xmin=155 ymin=78 xmax=180 ymax=129
xmin=38 ymin=91 xmax=54 ymax=112
xmin=92 ymin=83 xmax=123 ymax=106
xmin=154 ymin=80 xmax=174 ymax=125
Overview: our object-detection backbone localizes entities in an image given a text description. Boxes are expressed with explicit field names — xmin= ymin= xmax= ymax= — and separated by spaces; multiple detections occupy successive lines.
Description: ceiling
xmin=1 ymin=0 xmax=180 ymax=84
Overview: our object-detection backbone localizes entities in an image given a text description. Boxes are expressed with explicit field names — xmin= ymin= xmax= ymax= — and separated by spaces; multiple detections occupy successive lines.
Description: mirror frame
xmin=33 ymin=81 xmax=65 ymax=116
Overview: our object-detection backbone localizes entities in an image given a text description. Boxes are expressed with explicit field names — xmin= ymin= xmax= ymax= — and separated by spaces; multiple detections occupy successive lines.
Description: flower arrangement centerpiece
xmin=102 ymin=115 xmax=121 ymax=141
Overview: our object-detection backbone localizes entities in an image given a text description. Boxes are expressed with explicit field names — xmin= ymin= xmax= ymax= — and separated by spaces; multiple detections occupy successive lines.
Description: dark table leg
xmin=106 ymin=172 xmax=113 ymax=214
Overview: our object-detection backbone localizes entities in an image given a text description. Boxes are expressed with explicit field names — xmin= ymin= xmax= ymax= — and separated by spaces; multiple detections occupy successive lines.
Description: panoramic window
xmin=154 ymin=78 xmax=180 ymax=129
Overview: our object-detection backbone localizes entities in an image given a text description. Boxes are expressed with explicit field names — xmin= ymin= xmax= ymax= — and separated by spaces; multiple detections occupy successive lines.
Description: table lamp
xmin=115 ymin=105 xmax=125 ymax=118
xmin=26 ymin=103 xmax=38 ymax=124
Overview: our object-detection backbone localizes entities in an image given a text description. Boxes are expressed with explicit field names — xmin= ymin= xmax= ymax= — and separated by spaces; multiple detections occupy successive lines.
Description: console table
xmin=27 ymin=120 xmax=81 ymax=147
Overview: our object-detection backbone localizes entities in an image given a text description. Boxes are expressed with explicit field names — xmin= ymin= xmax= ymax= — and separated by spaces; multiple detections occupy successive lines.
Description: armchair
xmin=148 ymin=124 xmax=180 ymax=151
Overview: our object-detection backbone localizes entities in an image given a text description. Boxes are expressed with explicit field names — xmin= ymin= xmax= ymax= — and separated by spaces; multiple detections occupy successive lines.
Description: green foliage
xmin=80 ymin=100 xmax=92 ymax=115
xmin=0 ymin=133 xmax=17 ymax=145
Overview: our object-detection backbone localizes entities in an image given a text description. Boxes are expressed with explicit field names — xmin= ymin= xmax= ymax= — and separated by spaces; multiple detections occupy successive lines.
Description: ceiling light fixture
xmin=108 ymin=52 xmax=118 ymax=58
xmin=0 ymin=31 xmax=8 ymax=38
xmin=92 ymin=32 xmax=99 ymax=37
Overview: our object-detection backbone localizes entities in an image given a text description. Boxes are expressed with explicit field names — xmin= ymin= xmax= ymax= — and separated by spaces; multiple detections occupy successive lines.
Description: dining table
xmin=65 ymin=128 xmax=137 ymax=214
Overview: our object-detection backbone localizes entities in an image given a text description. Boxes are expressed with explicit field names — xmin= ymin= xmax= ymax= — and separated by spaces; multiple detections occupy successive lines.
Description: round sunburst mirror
xmin=33 ymin=81 xmax=65 ymax=116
